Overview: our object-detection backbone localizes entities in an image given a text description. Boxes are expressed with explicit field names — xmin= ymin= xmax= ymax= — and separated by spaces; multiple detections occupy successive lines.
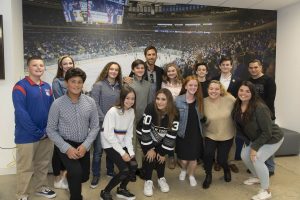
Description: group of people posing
xmin=13 ymin=45 xmax=283 ymax=200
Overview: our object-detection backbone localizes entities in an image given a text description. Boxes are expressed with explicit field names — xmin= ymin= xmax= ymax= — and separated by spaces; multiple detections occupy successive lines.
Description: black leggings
xmin=143 ymin=149 xmax=166 ymax=180
xmin=203 ymin=137 xmax=233 ymax=174
xmin=104 ymin=148 xmax=137 ymax=192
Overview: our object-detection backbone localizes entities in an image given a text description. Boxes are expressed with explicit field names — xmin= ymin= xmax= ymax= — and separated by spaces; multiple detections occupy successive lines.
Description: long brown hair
xmin=232 ymin=81 xmax=268 ymax=123
xmin=154 ymin=88 xmax=178 ymax=128
xmin=179 ymin=75 xmax=203 ymax=113
xmin=55 ymin=55 xmax=75 ymax=79
xmin=95 ymin=62 xmax=122 ymax=87
xmin=115 ymin=85 xmax=136 ymax=113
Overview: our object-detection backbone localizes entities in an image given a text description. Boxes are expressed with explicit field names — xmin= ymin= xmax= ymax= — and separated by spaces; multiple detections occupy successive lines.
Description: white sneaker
xmin=62 ymin=177 xmax=69 ymax=189
xmin=18 ymin=197 xmax=28 ymax=200
xmin=189 ymin=176 xmax=197 ymax=187
xmin=244 ymin=177 xmax=260 ymax=185
xmin=158 ymin=177 xmax=169 ymax=193
xmin=144 ymin=180 xmax=153 ymax=197
xmin=54 ymin=178 xmax=68 ymax=190
xmin=179 ymin=170 xmax=187 ymax=181
xmin=251 ymin=189 xmax=272 ymax=200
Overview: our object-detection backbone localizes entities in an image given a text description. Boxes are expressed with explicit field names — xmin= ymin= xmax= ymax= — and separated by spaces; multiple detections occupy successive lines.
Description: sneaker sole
xmin=144 ymin=192 xmax=153 ymax=197
xmin=244 ymin=180 xmax=260 ymax=185
xmin=35 ymin=193 xmax=57 ymax=199
xmin=54 ymin=185 xmax=68 ymax=190
xmin=244 ymin=182 xmax=260 ymax=186
xmin=116 ymin=194 xmax=136 ymax=200
xmin=190 ymin=182 xmax=197 ymax=187
xmin=251 ymin=195 xmax=272 ymax=200
xmin=90 ymin=184 xmax=98 ymax=189
xmin=159 ymin=187 xmax=169 ymax=193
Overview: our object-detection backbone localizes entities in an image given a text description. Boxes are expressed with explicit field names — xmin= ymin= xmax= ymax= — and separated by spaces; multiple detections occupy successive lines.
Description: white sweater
xmin=101 ymin=107 xmax=135 ymax=157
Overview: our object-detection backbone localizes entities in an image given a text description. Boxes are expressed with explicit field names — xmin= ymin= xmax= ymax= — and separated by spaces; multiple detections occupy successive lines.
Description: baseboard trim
xmin=0 ymin=167 xmax=16 ymax=175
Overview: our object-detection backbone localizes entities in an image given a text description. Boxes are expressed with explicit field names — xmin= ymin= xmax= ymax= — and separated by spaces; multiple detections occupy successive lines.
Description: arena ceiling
xmin=23 ymin=0 xmax=300 ymax=10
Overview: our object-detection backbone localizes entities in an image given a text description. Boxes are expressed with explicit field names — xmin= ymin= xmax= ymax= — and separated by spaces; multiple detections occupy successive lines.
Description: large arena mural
xmin=23 ymin=0 xmax=277 ymax=91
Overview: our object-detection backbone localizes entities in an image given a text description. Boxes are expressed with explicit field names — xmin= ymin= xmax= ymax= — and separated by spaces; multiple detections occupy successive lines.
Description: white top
xmin=101 ymin=107 xmax=135 ymax=157
xmin=161 ymin=82 xmax=182 ymax=99
xmin=220 ymin=73 xmax=232 ymax=91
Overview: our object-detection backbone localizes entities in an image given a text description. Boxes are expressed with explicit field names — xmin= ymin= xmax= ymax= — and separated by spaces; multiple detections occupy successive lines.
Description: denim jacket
xmin=175 ymin=94 xmax=203 ymax=138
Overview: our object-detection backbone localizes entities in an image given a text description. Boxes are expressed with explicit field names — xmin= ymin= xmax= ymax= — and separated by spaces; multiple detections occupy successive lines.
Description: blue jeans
xmin=92 ymin=131 xmax=102 ymax=177
xmin=91 ymin=130 xmax=115 ymax=177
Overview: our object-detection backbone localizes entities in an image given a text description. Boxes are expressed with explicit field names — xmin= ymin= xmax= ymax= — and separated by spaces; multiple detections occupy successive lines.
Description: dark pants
xmin=104 ymin=148 xmax=137 ymax=192
xmin=142 ymin=147 xmax=166 ymax=180
xmin=204 ymin=137 xmax=233 ymax=174
xmin=59 ymin=141 xmax=90 ymax=200
xmin=52 ymin=145 xmax=65 ymax=176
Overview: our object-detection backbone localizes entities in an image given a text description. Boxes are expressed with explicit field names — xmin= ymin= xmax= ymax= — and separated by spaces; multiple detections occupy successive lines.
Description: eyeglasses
xmin=149 ymin=73 xmax=154 ymax=83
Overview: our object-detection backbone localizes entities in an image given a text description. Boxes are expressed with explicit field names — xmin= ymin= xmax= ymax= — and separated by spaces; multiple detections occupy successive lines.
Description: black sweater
xmin=137 ymin=103 xmax=179 ymax=156
xmin=249 ymin=75 xmax=276 ymax=120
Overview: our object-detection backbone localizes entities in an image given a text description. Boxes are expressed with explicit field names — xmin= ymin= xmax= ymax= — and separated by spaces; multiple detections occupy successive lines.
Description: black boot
xmin=202 ymin=174 xmax=212 ymax=189
xmin=224 ymin=169 xmax=231 ymax=182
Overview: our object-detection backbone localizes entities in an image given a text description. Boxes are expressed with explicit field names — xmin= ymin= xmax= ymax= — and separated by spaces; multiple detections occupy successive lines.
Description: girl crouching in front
xmin=100 ymin=86 xmax=137 ymax=200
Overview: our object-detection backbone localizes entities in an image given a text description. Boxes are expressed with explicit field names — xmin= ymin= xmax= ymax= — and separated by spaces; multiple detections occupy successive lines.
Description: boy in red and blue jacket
xmin=12 ymin=56 xmax=56 ymax=200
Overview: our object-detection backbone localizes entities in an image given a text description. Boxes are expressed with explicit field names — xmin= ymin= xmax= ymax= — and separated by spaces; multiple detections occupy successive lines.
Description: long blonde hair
xmin=163 ymin=63 xmax=183 ymax=85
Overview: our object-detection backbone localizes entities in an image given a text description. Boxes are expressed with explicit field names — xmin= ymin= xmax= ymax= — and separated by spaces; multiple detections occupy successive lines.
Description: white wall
xmin=0 ymin=0 xmax=24 ymax=175
xmin=276 ymin=2 xmax=300 ymax=133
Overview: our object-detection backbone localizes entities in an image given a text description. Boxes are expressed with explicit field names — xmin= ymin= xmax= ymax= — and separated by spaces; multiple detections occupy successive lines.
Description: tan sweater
xmin=203 ymin=95 xmax=236 ymax=141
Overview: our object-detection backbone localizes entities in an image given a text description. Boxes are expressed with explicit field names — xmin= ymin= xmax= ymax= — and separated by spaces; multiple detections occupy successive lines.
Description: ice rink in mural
xmin=43 ymin=51 xmax=178 ymax=91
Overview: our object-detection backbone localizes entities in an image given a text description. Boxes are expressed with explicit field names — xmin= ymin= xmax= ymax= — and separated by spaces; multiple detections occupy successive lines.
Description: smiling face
xmin=185 ymin=79 xmax=198 ymax=95
xmin=65 ymin=76 xmax=83 ymax=96
xmin=145 ymin=49 xmax=157 ymax=67
xmin=107 ymin=64 xmax=120 ymax=80
xmin=208 ymin=82 xmax=221 ymax=100
xmin=219 ymin=60 xmax=232 ymax=74
xmin=61 ymin=57 xmax=74 ymax=74
xmin=238 ymin=85 xmax=252 ymax=103
xmin=166 ymin=66 xmax=178 ymax=80
xmin=28 ymin=59 xmax=45 ymax=79
xmin=132 ymin=64 xmax=145 ymax=78
xmin=124 ymin=91 xmax=135 ymax=110
xmin=196 ymin=65 xmax=208 ymax=78
xmin=155 ymin=92 xmax=168 ymax=111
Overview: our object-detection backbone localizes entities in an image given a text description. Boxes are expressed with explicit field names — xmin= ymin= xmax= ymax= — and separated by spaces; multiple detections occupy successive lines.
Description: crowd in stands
xmin=24 ymin=28 xmax=276 ymax=79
